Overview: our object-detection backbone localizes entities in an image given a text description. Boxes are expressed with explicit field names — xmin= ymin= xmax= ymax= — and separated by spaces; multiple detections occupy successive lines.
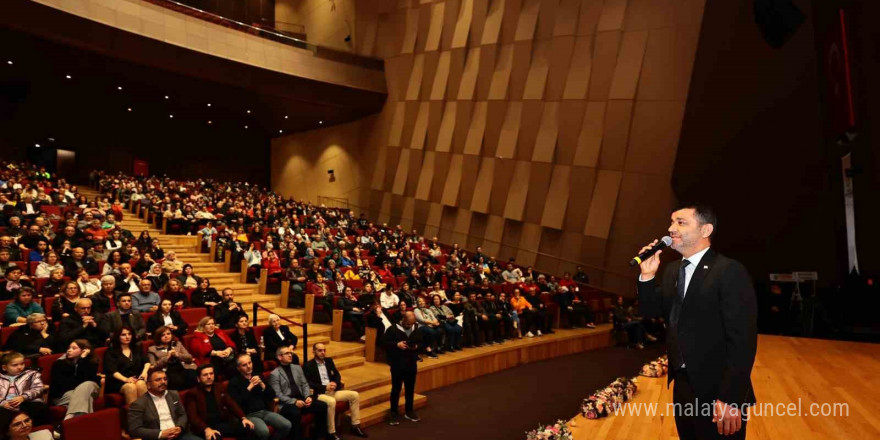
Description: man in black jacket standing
xmin=637 ymin=205 xmax=757 ymax=439
xmin=303 ymin=343 xmax=367 ymax=438
xmin=383 ymin=311 xmax=423 ymax=425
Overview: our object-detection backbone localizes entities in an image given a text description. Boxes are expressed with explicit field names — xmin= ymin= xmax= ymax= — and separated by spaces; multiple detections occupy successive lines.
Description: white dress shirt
xmin=680 ymin=246 xmax=710 ymax=298
xmin=316 ymin=360 xmax=330 ymax=386
xmin=149 ymin=391 xmax=175 ymax=431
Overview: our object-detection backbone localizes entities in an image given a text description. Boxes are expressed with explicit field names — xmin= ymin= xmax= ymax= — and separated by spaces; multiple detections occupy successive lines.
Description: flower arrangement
xmin=580 ymin=377 xmax=638 ymax=419
xmin=525 ymin=420 xmax=573 ymax=440
xmin=639 ymin=355 xmax=669 ymax=378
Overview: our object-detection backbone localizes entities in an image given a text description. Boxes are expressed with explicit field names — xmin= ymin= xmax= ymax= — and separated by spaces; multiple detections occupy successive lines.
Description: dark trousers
xmin=441 ymin=321 xmax=462 ymax=349
xmin=344 ymin=311 xmax=365 ymax=337
xmin=205 ymin=420 xmax=255 ymax=439
xmin=389 ymin=365 xmax=417 ymax=415
xmin=622 ymin=320 xmax=646 ymax=344
xmin=673 ymin=370 xmax=748 ymax=440
xmin=562 ymin=304 xmax=594 ymax=327
xmin=280 ymin=399 xmax=329 ymax=440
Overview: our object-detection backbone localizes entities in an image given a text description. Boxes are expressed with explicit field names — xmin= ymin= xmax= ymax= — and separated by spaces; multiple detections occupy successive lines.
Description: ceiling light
xmin=6 ymin=61 xmax=12 ymax=65
xmin=169 ymin=114 xmax=174 ymax=118
xmin=244 ymin=125 xmax=248 ymax=129
xmin=319 ymin=121 xmax=323 ymax=125
xmin=207 ymin=103 xmax=211 ymax=107
xmin=208 ymin=121 xmax=212 ymax=124
xmin=35 ymin=144 xmax=40 ymax=148
xmin=164 ymin=95 xmax=169 ymax=99
xmin=117 ymin=86 xmax=123 ymax=90
xmin=48 ymin=138 xmax=55 ymax=142
xmin=65 ymin=75 xmax=72 ymax=79
xmin=127 ymin=108 xmax=132 ymax=112
xmin=284 ymin=115 xmax=288 ymax=119
xmin=247 ymin=110 xmax=251 ymax=114
xmin=278 ymin=130 xmax=283 ymax=134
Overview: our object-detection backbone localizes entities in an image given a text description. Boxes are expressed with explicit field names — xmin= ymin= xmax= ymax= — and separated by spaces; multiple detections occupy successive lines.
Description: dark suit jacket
xmin=262 ymin=325 xmax=298 ymax=361
xmin=303 ymin=358 xmax=343 ymax=394
xmin=63 ymin=257 xmax=99 ymax=277
xmin=127 ymin=390 xmax=189 ymax=440
xmin=183 ymin=384 xmax=246 ymax=434
xmin=146 ymin=310 xmax=188 ymax=338
xmin=637 ymin=248 xmax=758 ymax=406
xmin=99 ymin=309 xmax=146 ymax=340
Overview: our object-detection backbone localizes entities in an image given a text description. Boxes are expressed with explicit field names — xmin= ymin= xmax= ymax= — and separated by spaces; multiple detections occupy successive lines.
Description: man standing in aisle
xmin=637 ymin=205 xmax=757 ymax=439
xmin=383 ymin=311 xmax=423 ymax=425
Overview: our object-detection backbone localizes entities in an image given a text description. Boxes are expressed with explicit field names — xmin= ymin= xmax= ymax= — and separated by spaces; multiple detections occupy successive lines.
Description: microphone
xmin=628 ymin=236 xmax=672 ymax=267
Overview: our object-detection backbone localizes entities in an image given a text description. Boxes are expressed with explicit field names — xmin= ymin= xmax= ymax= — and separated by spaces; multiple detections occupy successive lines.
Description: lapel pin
xmin=703 ymin=265 xmax=709 ymax=269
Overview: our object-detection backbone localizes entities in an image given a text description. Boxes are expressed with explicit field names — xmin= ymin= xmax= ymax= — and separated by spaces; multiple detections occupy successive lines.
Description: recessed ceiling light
xmin=169 ymin=114 xmax=174 ymax=118
xmin=284 ymin=115 xmax=288 ymax=119
xmin=65 ymin=75 xmax=72 ymax=79
xmin=127 ymin=108 xmax=132 ymax=112
xmin=278 ymin=130 xmax=283 ymax=134
xmin=319 ymin=121 xmax=323 ymax=125
xmin=207 ymin=103 xmax=211 ymax=107
xmin=208 ymin=121 xmax=212 ymax=124
xmin=244 ymin=125 xmax=248 ymax=129
xmin=117 ymin=86 xmax=123 ymax=91
xmin=48 ymin=138 xmax=55 ymax=142
xmin=6 ymin=61 xmax=12 ymax=65
xmin=164 ymin=95 xmax=170 ymax=99
xmin=35 ymin=144 xmax=40 ymax=148
xmin=247 ymin=110 xmax=251 ymax=114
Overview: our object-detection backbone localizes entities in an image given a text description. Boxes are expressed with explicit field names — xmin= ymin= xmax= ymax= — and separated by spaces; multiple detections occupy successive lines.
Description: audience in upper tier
xmin=0 ymin=159 xmax=645 ymax=436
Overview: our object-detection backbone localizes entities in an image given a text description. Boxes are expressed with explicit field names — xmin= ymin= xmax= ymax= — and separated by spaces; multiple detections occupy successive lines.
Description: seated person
xmin=303 ymin=343 xmax=367 ymax=438
xmin=92 ymin=276 xmax=121 ymax=315
xmin=146 ymin=299 xmax=188 ymax=339
xmin=33 ymin=251 xmax=63 ymax=278
xmin=268 ymin=349 xmax=327 ymax=440
xmin=0 ymin=351 xmax=49 ymax=426
xmin=0 ymin=266 xmax=32 ymax=301
xmin=162 ymin=279 xmax=190 ymax=309
xmin=103 ymin=327 xmax=150 ymax=405
xmin=336 ymin=287 xmax=366 ymax=341
xmin=145 ymin=263 xmax=169 ymax=293
xmin=74 ymin=268 xmax=101 ymax=297
xmin=51 ymin=282 xmax=83 ymax=322
xmin=49 ymin=339 xmax=100 ymax=420
xmin=99 ymin=291 xmax=146 ymax=341
xmin=175 ymin=264 xmax=203 ymax=290
xmin=190 ymin=278 xmax=221 ymax=309
xmin=414 ymin=296 xmax=444 ymax=357
xmin=262 ymin=314 xmax=299 ymax=364
xmin=2 ymin=313 xmax=54 ymax=357
xmin=214 ymin=288 xmax=246 ymax=330
xmin=0 ymin=409 xmax=53 ymax=440
xmin=56 ymin=298 xmax=107 ymax=352
xmin=131 ymin=279 xmax=161 ymax=313
xmin=38 ymin=268 xmax=66 ymax=298
xmin=556 ymin=286 xmax=596 ymax=329
xmin=127 ymin=369 xmax=200 ymax=440
xmin=231 ymin=315 xmax=263 ymax=375
xmin=190 ymin=317 xmax=236 ymax=379
xmin=612 ymin=296 xmax=656 ymax=349
xmin=3 ymin=287 xmax=44 ymax=326
xmin=184 ymin=364 xmax=256 ymax=440
xmin=147 ymin=326 xmax=197 ymax=391
xmin=227 ymin=353 xmax=292 ymax=440
xmin=62 ymin=247 xmax=98 ymax=277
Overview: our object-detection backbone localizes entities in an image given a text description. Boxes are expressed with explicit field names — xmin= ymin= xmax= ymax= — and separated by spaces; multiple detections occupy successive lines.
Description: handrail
xmin=252 ymin=303 xmax=308 ymax=364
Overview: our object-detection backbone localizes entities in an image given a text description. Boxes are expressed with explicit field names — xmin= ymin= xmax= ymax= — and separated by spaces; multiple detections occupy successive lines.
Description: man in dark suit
xmin=98 ymin=292 xmax=146 ymax=341
xmin=184 ymin=364 xmax=255 ymax=440
xmin=383 ymin=311 xmax=423 ymax=425
xmin=127 ymin=369 xmax=200 ymax=440
xmin=303 ymin=343 xmax=368 ymax=438
xmin=268 ymin=347 xmax=328 ymax=440
xmin=637 ymin=205 xmax=757 ymax=439
xmin=63 ymin=247 xmax=99 ymax=277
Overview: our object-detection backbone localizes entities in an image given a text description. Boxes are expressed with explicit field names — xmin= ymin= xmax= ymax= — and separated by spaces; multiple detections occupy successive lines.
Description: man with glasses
xmin=227 ymin=353 xmax=291 ymax=440
xmin=268 ymin=347 xmax=328 ymax=440
xmin=303 ymin=343 xmax=368 ymax=438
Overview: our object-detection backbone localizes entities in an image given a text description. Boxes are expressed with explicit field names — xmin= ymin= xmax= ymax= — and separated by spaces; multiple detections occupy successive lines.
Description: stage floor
xmin=569 ymin=335 xmax=880 ymax=439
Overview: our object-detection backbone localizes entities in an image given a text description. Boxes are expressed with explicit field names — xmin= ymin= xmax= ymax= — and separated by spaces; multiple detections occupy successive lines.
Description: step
xmin=334 ymin=356 xmax=365 ymax=371
xmin=359 ymin=394 xmax=428 ymax=428
xmin=325 ymin=341 xmax=366 ymax=360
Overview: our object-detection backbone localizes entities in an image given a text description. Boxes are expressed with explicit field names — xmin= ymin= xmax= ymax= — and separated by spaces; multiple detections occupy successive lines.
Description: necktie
xmin=670 ymin=259 xmax=691 ymax=370
xmin=677 ymin=259 xmax=691 ymax=300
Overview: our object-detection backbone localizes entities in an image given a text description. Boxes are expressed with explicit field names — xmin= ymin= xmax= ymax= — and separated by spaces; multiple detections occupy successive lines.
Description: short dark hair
xmin=675 ymin=204 xmax=717 ymax=239
xmin=196 ymin=364 xmax=214 ymax=375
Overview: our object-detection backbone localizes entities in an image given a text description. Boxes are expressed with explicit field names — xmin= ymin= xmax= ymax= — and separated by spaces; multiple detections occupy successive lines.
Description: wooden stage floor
xmin=569 ymin=335 xmax=880 ymax=439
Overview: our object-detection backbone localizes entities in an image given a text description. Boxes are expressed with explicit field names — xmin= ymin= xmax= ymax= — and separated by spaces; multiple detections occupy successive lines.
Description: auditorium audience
xmin=4 ymin=287 xmax=44 ymax=326
xmin=146 ymin=299 xmax=188 ymax=338
xmin=303 ymin=342 xmax=367 ymax=438
xmin=262 ymin=314 xmax=298 ymax=364
xmin=2 ymin=314 xmax=54 ymax=357
xmin=49 ymin=339 xmax=100 ymax=420
xmin=103 ymin=327 xmax=150 ymax=405
xmin=99 ymin=291 xmax=146 ymax=341
xmin=0 ymin=351 xmax=48 ymax=426
xmin=126 ymin=369 xmax=198 ymax=440
xmin=231 ymin=315 xmax=263 ymax=375
xmin=147 ymin=326 xmax=197 ymax=391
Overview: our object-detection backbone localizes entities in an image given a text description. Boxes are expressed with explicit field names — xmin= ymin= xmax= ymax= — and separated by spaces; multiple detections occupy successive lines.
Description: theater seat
xmin=62 ymin=408 xmax=120 ymax=440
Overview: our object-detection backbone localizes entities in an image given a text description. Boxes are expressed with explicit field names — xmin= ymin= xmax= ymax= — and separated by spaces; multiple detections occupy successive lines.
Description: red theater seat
xmin=63 ymin=408 xmax=120 ymax=440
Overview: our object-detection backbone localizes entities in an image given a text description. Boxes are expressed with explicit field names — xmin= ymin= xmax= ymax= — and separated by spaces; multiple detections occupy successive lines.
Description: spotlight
xmin=247 ymin=110 xmax=251 ymax=114
xmin=169 ymin=114 xmax=174 ymax=118
xmin=117 ymin=86 xmax=123 ymax=91
xmin=208 ymin=120 xmax=212 ymax=124
xmin=127 ymin=108 xmax=132 ymax=112
xmin=284 ymin=115 xmax=289 ymax=119
xmin=244 ymin=125 xmax=249 ymax=129
xmin=65 ymin=75 xmax=72 ymax=79
xmin=207 ymin=103 xmax=212 ymax=107
xmin=164 ymin=95 xmax=170 ymax=99
xmin=319 ymin=121 xmax=323 ymax=125
xmin=35 ymin=144 xmax=40 ymax=148
xmin=279 ymin=130 xmax=283 ymax=134
xmin=6 ymin=61 xmax=12 ymax=65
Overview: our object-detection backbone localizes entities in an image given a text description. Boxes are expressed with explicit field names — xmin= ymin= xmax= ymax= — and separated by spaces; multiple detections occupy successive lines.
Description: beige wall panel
xmin=420 ymin=51 xmax=441 ymax=100
xmin=523 ymin=162 xmax=553 ymax=224
xmin=522 ymin=39 xmax=551 ymax=100
xmin=438 ymin=206 xmax=458 ymax=244
xmin=413 ymin=199 xmax=431 ymax=232
xmin=623 ymin=0 xmax=674 ymax=31
xmin=426 ymin=101 xmax=446 ymax=151
xmin=400 ymin=196 xmax=416 ymax=231
xmin=535 ymin=0 xmax=560 ymax=40
xmin=673 ymin=25 xmax=702 ymax=101
xmin=470 ymin=157 xmax=497 ymax=213
xmin=675 ymin=0 xmax=707 ymax=27
xmin=467 ymin=212 xmax=489 ymax=249
xmin=405 ymin=149 xmax=425 ymax=197
xmin=390 ymin=194 xmax=405 ymax=226
xmin=559 ymin=231 xmax=584 ymax=267
xmin=554 ymin=0 xmax=581 ymax=36
xmin=494 ymin=101 xmax=523 ymax=159
xmin=441 ymin=154 xmax=466 ymax=206
xmin=463 ymin=101 xmax=489 ymax=155
xmin=561 ymin=35 xmax=594 ymax=100
xmin=536 ymin=227 xmax=563 ymax=272
xmin=576 ymin=0 xmax=605 ymax=35
xmin=610 ymin=172 xmax=675 ymax=249
xmin=500 ymin=0 xmax=524 ymax=44
xmin=430 ymin=152 xmax=452 ymax=203
xmin=532 ymin=101 xmax=560 ymax=162
xmin=399 ymin=101 xmax=422 ymax=153
xmin=445 ymin=48 xmax=468 ymax=99
xmin=563 ymin=165 xmax=596 ymax=233
xmin=415 ymin=151 xmax=438 ymax=200
xmin=488 ymin=44 xmax=515 ymax=100
xmin=441 ymin=0 xmax=461 ymax=51
xmin=597 ymin=99 xmax=632 ymax=170
xmin=515 ymin=101 xmax=544 ymax=161
xmin=572 ymin=101 xmax=606 ymax=167
xmin=488 ymin=159 xmax=516 ymax=216
xmin=544 ymin=35 xmax=576 ymax=101
xmin=382 ymin=147 xmax=402 ymax=192
xmin=457 ymin=47 xmax=482 ymax=100
xmin=499 ymin=220 xmax=523 ymax=262
xmin=587 ymin=31 xmax=622 ymax=101
xmin=410 ymin=101 xmax=431 ymax=150
xmin=423 ymin=202 xmax=444 ymax=238
xmin=635 ymin=27 xmax=675 ymax=101
xmin=516 ymin=223 xmax=543 ymax=267
xmin=469 ymin=0 xmax=491 ymax=47
xmin=378 ymin=192 xmax=393 ymax=224
xmin=508 ymin=41 xmax=534 ymax=101
xmin=430 ymin=51 xmax=452 ymax=100
xmin=401 ymin=7 xmax=420 ymax=54
xmin=596 ymin=0 xmax=627 ymax=31
xmin=482 ymin=215 xmax=506 ymax=257
xmin=458 ymin=158 xmax=482 ymax=209
xmin=376 ymin=10 xmax=403 ymax=59
xmin=555 ymin=100 xmax=586 ymax=165
xmin=514 ymin=0 xmax=541 ymax=41
xmin=424 ymin=2 xmax=446 ymax=52
xmin=475 ymin=43 xmax=498 ymax=100
xmin=452 ymin=100 xmax=476 ymax=154
xmin=481 ymin=0 xmax=506 ymax=45
xmin=583 ymin=169 xmax=623 ymax=239
xmin=405 ymin=53 xmax=426 ymax=101
xmin=355 ymin=13 xmax=378 ymax=57
xmin=370 ymin=146 xmax=389 ymax=190
xmin=391 ymin=148 xmax=412 ymax=195
xmin=608 ymin=30 xmax=649 ymax=100
xmin=452 ymin=0 xmax=475 ymax=48
xmin=384 ymin=54 xmax=413 ymax=102
xmin=540 ymin=165 xmax=572 ymax=229
xmin=388 ymin=101 xmax=407 ymax=147
xmin=579 ymin=235 xmax=608 ymax=270
xmin=436 ymin=101 xmax=459 ymax=153
xmin=503 ymin=160 xmax=531 ymax=221
xmin=624 ymin=100 xmax=685 ymax=176
xmin=452 ymin=208 xmax=474 ymax=245
xmin=415 ymin=3 xmax=433 ymax=53
xmin=482 ymin=101 xmax=509 ymax=157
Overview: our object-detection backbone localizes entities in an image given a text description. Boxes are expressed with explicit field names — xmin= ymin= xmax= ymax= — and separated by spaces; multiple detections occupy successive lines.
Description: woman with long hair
xmin=231 ymin=315 xmax=263 ymax=375
xmin=102 ymin=327 xmax=149 ymax=405
xmin=49 ymin=340 xmax=100 ymax=420
xmin=190 ymin=278 xmax=220 ymax=309
xmin=33 ymin=253 xmax=62 ymax=279
xmin=145 ymin=299 xmax=188 ymax=338
xmin=0 ymin=411 xmax=52 ymax=440
xmin=190 ymin=317 xmax=236 ymax=378
xmin=146 ymin=326 xmax=197 ymax=391
xmin=51 ymin=282 xmax=81 ymax=322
